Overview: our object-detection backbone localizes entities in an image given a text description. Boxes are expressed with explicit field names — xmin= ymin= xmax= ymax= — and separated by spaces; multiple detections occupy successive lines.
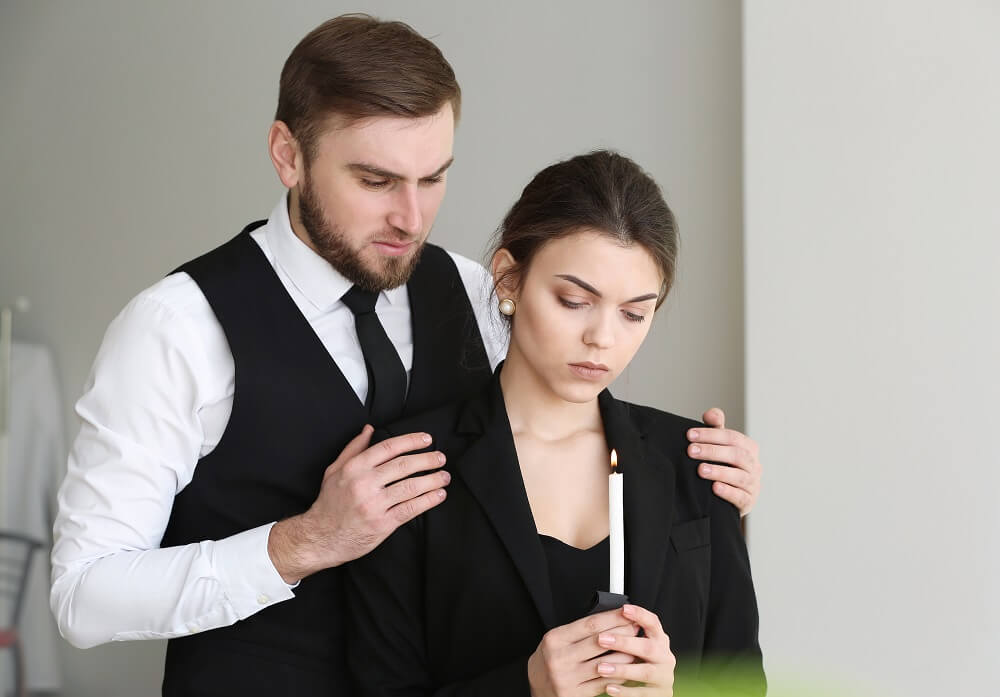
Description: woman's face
xmin=499 ymin=229 xmax=662 ymax=403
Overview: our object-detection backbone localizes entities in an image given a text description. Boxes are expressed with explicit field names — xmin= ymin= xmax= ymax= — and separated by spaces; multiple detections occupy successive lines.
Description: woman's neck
xmin=499 ymin=344 xmax=602 ymax=443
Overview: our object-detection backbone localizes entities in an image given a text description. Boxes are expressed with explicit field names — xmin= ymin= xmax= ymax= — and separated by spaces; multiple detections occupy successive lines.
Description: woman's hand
xmin=527 ymin=609 xmax=639 ymax=697
xmin=594 ymin=604 xmax=676 ymax=697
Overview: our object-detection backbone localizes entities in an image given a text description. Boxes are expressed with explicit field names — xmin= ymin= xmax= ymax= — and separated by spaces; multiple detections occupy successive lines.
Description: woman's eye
xmin=361 ymin=178 xmax=391 ymax=190
xmin=623 ymin=310 xmax=646 ymax=323
xmin=558 ymin=297 xmax=585 ymax=309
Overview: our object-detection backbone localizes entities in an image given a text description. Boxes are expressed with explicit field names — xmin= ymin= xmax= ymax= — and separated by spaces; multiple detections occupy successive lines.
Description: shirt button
xmin=257 ymin=594 xmax=270 ymax=605
xmin=187 ymin=622 xmax=199 ymax=634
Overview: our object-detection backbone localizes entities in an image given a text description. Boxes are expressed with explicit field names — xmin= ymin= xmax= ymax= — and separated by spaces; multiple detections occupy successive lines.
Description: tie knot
xmin=342 ymin=285 xmax=379 ymax=316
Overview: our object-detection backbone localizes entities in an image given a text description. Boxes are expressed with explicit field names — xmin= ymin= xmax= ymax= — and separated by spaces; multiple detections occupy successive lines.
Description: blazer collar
xmin=453 ymin=370 xmax=557 ymax=628
xmin=454 ymin=368 xmax=676 ymax=628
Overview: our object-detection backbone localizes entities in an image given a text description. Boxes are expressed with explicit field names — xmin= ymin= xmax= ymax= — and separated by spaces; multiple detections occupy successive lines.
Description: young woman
xmin=345 ymin=151 xmax=764 ymax=697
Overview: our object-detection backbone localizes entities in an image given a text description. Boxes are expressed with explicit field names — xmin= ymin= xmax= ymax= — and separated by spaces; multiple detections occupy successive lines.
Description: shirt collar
xmin=264 ymin=193 xmax=408 ymax=311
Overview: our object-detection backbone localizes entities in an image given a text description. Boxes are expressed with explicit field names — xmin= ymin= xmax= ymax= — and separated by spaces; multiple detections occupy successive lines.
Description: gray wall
xmin=0 ymin=2 xmax=744 ymax=695
xmin=745 ymin=1 xmax=1000 ymax=695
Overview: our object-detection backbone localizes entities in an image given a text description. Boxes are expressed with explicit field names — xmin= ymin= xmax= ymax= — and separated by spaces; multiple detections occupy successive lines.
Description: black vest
xmin=160 ymin=222 xmax=492 ymax=696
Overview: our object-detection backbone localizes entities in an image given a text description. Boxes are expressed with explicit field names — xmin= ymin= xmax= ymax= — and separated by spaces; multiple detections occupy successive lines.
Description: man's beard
xmin=298 ymin=174 xmax=424 ymax=292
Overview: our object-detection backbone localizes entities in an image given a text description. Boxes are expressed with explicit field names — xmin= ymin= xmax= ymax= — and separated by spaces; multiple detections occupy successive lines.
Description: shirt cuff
xmin=213 ymin=522 xmax=297 ymax=620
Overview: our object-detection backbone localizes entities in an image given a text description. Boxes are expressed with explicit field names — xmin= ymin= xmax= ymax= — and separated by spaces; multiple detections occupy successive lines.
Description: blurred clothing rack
xmin=0 ymin=299 xmax=64 ymax=692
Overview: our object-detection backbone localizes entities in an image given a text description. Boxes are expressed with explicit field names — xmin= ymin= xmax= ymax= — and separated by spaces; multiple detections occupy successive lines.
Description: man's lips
xmin=372 ymin=239 xmax=415 ymax=256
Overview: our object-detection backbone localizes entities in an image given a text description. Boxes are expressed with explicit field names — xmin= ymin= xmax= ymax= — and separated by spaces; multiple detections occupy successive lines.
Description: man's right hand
xmin=267 ymin=425 xmax=449 ymax=584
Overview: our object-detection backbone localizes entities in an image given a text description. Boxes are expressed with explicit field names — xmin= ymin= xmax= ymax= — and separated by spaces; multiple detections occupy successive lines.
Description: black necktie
xmin=341 ymin=285 xmax=407 ymax=425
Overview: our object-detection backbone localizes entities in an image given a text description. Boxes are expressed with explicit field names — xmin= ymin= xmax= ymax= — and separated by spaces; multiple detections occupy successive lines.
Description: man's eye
xmin=361 ymin=178 xmax=390 ymax=189
xmin=421 ymin=176 xmax=444 ymax=186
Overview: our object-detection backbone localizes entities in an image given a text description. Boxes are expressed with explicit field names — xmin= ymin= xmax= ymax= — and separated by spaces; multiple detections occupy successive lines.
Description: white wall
xmin=0 ymin=2 xmax=744 ymax=695
xmin=745 ymin=2 xmax=1000 ymax=695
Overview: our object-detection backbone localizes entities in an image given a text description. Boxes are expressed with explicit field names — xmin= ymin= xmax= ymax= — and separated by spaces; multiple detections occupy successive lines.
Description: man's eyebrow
xmin=346 ymin=157 xmax=454 ymax=181
xmin=555 ymin=274 xmax=658 ymax=303
xmin=425 ymin=157 xmax=454 ymax=179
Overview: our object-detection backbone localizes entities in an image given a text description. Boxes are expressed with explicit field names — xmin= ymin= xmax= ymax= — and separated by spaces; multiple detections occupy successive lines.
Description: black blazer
xmin=346 ymin=372 xmax=765 ymax=696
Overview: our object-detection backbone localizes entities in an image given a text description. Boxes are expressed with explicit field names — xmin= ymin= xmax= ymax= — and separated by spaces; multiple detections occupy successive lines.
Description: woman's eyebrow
xmin=554 ymin=274 xmax=657 ymax=303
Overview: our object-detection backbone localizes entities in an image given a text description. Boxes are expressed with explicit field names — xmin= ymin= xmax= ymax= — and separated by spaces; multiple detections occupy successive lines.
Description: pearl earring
xmin=498 ymin=298 xmax=516 ymax=316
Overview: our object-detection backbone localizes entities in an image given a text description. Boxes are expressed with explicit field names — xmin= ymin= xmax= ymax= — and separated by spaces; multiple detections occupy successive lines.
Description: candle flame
xmin=610 ymin=449 xmax=618 ymax=473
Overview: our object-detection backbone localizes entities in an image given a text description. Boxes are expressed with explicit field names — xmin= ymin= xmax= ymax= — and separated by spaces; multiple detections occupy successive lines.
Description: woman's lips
xmin=569 ymin=362 xmax=609 ymax=380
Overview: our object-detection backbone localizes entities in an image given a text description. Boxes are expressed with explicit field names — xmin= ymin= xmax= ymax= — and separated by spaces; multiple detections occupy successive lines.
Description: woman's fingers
xmin=622 ymin=604 xmax=666 ymax=640
xmin=605 ymin=682 xmax=672 ymax=697
xmin=557 ymin=609 xmax=633 ymax=645
xmin=597 ymin=633 xmax=660 ymax=664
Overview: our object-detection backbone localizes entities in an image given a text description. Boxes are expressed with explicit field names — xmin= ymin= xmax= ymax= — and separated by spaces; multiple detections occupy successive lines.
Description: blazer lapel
xmin=453 ymin=375 xmax=557 ymax=629
xmin=598 ymin=391 xmax=675 ymax=611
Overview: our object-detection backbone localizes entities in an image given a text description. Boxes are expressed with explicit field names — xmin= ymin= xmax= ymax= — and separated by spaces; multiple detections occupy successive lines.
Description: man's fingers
xmin=711 ymin=481 xmax=753 ymax=515
xmin=701 ymin=407 xmax=726 ymax=428
xmin=687 ymin=443 xmax=755 ymax=470
xmin=698 ymin=462 xmax=752 ymax=490
xmin=355 ymin=431 xmax=434 ymax=470
xmin=326 ymin=424 xmax=374 ymax=473
xmin=376 ymin=451 xmax=447 ymax=488
xmin=384 ymin=468 xmax=452 ymax=507
xmin=387 ymin=488 xmax=447 ymax=526
xmin=687 ymin=426 xmax=742 ymax=447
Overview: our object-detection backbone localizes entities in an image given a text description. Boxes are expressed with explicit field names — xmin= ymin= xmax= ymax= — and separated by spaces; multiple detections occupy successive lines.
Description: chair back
xmin=0 ymin=531 xmax=42 ymax=630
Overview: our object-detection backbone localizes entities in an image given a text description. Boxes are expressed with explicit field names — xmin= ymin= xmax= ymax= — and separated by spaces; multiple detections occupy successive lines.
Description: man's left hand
xmin=687 ymin=409 xmax=761 ymax=517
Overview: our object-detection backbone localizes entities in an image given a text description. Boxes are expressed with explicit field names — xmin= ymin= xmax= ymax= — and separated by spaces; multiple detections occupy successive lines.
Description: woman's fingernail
xmin=623 ymin=604 xmax=636 ymax=618
xmin=598 ymin=633 xmax=615 ymax=646
xmin=606 ymin=685 xmax=621 ymax=695
xmin=597 ymin=663 xmax=615 ymax=675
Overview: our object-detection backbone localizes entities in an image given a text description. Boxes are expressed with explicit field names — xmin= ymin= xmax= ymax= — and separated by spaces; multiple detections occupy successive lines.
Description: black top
xmin=346 ymin=368 xmax=765 ymax=697
xmin=539 ymin=534 xmax=610 ymax=627
xmin=158 ymin=222 xmax=493 ymax=697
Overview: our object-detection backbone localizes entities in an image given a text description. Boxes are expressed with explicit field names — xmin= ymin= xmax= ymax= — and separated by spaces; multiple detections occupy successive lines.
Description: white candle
xmin=609 ymin=449 xmax=625 ymax=594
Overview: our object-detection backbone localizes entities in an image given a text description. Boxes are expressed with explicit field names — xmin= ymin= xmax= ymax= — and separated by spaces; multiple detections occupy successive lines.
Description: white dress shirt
xmin=50 ymin=195 xmax=507 ymax=649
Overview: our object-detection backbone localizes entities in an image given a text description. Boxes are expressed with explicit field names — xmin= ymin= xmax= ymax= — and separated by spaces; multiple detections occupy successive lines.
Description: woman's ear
xmin=491 ymin=248 xmax=519 ymax=299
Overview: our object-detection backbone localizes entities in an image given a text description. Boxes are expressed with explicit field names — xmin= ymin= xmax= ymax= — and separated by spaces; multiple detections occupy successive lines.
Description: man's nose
xmin=387 ymin=186 xmax=422 ymax=236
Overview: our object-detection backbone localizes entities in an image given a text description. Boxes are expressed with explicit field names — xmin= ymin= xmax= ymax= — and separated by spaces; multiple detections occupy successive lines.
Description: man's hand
xmin=687 ymin=409 xmax=762 ymax=517
xmin=267 ymin=425 xmax=450 ymax=583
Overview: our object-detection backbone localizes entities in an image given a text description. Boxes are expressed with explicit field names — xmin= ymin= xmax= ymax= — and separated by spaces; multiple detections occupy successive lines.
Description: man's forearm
xmin=50 ymin=523 xmax=293 ymax=648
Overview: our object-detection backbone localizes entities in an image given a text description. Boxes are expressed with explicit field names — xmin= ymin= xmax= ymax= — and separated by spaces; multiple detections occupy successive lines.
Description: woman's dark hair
xmin=490 ymin=150 xmax=678 ymax=309
xmin=276 ymin=14 xmax=461 ymax=163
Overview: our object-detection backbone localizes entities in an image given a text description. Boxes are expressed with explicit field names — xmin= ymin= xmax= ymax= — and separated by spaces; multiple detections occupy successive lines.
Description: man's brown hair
xmin=275 ymin=14 xmax=461 ymax=162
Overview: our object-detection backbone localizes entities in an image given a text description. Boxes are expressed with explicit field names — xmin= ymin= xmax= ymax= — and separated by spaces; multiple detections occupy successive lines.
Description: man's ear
xmin=268 ymin=121 xmax=303 ymax=189
xmin=491 ymin=248 xmax=520 ymax=299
